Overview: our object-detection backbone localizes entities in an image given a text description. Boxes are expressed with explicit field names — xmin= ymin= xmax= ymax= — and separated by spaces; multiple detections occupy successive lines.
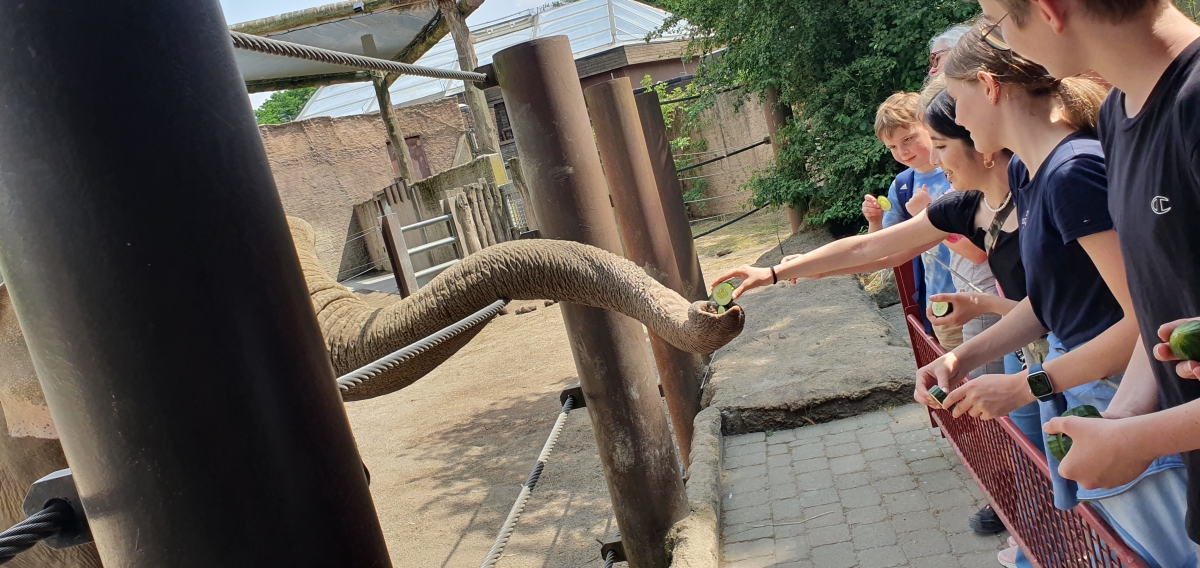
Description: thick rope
xmin=479 ymin=395 xmax=576 ymax=568
xmin=0 ymin=500 xmax=72 ymax=565
xmin=336 ymin=299 xmax=509 ymax=393
xmin=604 ymin=549 xmax=618 ymax=568
xmin=230 ymin=31 xmax=488 ymax=82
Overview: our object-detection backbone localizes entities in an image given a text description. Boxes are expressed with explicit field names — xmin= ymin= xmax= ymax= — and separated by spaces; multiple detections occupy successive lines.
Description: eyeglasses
xmin=981 ymin=12 xmax=1011 ymax=51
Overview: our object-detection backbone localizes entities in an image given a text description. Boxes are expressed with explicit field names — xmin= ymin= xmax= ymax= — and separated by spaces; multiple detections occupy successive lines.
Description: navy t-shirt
xmin=1009 ymin=133 xmax=1122 ymax=350
xmin=1099 ymin=37 xmax=1200 ymax=543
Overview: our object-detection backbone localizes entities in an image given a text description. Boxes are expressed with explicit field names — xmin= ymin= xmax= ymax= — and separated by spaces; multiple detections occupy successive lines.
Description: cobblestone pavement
xmin=721 ymin=404 xmax=1009 ymax=568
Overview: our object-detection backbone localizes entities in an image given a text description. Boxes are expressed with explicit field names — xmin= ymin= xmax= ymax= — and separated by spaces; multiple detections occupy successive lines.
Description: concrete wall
xmin=259 ymin=97 xmax=465 ymax=278
xmin=675 ymin=91 xmax=774 ymax=217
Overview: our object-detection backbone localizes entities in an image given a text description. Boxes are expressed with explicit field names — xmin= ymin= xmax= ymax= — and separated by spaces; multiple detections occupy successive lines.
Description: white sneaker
xmin=997 ymin=546 xmax=1019 ymax=568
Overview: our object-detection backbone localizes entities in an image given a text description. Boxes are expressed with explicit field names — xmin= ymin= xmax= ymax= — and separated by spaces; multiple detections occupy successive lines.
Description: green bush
xmin=254 ymin=87 xmax=317 ymax=125
xmin=652 ymin=0 xmax=978 ymax=227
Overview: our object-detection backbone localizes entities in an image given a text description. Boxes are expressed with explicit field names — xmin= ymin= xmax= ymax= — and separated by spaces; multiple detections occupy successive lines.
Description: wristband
xmin=771 ymin=266 xmax=778 ymax=284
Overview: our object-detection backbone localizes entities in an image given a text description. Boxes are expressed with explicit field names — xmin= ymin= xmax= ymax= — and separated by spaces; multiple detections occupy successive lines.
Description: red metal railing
xmin=892 ymin=266 xmax=1146 ymax=568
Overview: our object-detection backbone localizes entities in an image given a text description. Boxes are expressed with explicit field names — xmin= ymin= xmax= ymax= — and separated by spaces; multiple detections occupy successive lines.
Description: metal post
xmin=586 ymin=78 xmax=701 ymax=469
xmin=762 ymin=87 xmax=804 ymax=234
xmin=381 ymin=213 xmax=420 ymax=297
xmin=492 ymin=36 xmax=687 ymax=568
xmin=374 ymin=72 xmax=419 ymax=183
xmin=0 ymin=2 xmax=392 ymax=567
xmin=634 ymin=91 xmax=708 ymax=304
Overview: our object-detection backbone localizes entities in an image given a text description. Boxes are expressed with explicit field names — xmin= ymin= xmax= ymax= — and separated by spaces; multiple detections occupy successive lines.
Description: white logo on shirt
xmin=1151 ymin=196 xmax=1172 ymax=215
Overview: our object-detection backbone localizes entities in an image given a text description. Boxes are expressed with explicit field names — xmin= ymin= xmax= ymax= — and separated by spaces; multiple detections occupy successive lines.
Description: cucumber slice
xmin=717 ymin=306 xmax=727 ymax=315
xmin=927 ymin=385 xmax=948 ymax=408
xmin=1047 ymin=405 xmax=1101 ymax=461
xmin=712 ymin=282 xmax=735 ymax=307
xmin=931 ymin=301 xmax=953 ymax=318
xmin=877 ymin=196 xmax=892 ymax=212
xmin=1169 ymin=320 xmax=1200 ymax=361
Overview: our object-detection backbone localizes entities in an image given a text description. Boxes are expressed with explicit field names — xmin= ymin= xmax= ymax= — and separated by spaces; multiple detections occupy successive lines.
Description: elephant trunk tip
xmin=681 ymin=301 xmax=745 ymax=354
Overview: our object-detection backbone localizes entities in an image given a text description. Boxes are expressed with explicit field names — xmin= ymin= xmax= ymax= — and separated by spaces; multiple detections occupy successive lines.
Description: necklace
xmin=983 ymin=191 xmax=1012 ymax=213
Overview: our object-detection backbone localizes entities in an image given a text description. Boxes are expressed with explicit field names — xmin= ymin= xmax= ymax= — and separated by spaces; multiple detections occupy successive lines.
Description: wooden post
xmin=380 ymin=213 xmax=418 ymax=297
xmin=506 ymin=157 xmax=540 ymax=231
xmin=373 ymin=73 xmax=418 ymax=183
xmin=762 ymin=87 xmax=803 ymax=234
xmin=436 ymin=0 xmax=500 ymax=155
xmin=443 ymin=193 xmax=474 ymax=256
xmin=495 ymin=182 xmax=517 ymax=240
xmin=453 ymin=193 xmax=483 ymax=254
xmin=480 ymin=178 xmax=506 ymax=243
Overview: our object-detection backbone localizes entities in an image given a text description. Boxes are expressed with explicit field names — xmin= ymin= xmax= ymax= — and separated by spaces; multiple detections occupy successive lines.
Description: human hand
xmin=862 ymin=195 xmax=884 ymax=224
xmin=1154 ymin=318 xmax=1200 ymax=379
xmin=914 ymin=353 xmax=965 ymax=407
xmin=905 ymin=184 xmax=932 ymax=216
xmin=926 ymin=293 xmax=988 ymax=328
xmin=941 ymin=372 xmax=1033 ymax=420
xmin=1043 ymin=415 xmax=1154 ymax=489
xmin=711 ymin=265 xmax=774 ymax=300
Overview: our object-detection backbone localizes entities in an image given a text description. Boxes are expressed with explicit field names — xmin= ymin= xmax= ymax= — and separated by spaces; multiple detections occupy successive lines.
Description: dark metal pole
xmin=0 ymin=3 xmax=392 ymax=567
xmin=633 ymin=91 xmax=708 ymax=304
xmin=585 ymin=78 xmax=701 ymax=469
xmin=492 ymin=36 xmax=687 ymax=568
xmin=762 ymin=87 xmax=804 ymax=234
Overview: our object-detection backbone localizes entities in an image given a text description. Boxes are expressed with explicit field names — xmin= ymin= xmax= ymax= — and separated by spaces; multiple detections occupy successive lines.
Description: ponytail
xmin=1055 ymin=76 xmax=1108 ymax=135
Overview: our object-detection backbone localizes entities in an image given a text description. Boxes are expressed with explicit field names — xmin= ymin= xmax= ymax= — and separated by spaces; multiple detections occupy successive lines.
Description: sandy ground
xmin=343 ymin=207 xmax=905 ymax=567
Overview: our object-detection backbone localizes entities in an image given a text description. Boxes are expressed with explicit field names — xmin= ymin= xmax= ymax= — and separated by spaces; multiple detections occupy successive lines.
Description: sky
xmin=220 ymin=0 xmax=547 ymax=108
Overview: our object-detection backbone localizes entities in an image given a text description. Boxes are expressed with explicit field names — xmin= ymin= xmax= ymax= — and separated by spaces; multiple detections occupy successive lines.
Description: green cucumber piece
xmin=931 ymin=301 xmax=953 ymax=318
xmin=717 ymin=305 xmax=727 ymax=315
xmin=877 ymin=196 xmax=892 ymax=212
xmin=1169 ymin=321 xmax=1200 ymax=361
xmin=1047 ymin=405 xmax=1101 ymax=461
xmin=927 ymin=385 xmax=948 ymax=408
xmin=712 ymin=282 xmax=735 ymax=307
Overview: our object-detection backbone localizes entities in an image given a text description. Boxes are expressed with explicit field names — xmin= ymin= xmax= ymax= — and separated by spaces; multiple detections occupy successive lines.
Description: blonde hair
xmin=917 ymin=74 xmax=947 ymax=119
xmin=874 ymin=92 xmax=922 ymax=139
xmin=942 ymin=22 xmax=1109 ymax=135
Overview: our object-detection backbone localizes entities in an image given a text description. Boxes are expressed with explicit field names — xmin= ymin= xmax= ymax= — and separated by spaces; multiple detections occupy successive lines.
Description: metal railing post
xmin=633 ymin=90 xmax=708 ymax=304
xmin=492 ymin=36 xmax=688 ymax=568
xmin=585 ymin=78 xmax=702 ymax=469
xmin=0 ymin=3 xmax=392 ymax=566
xmin=381 ymin=213 xmax=419 ymax=297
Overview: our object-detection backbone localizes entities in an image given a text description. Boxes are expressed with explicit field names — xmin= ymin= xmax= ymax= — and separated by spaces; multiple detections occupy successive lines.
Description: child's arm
xmin=926 ymin=292 xmax=1019 ymax=327
xmin=944 ymin=236 xmax=987 ymax=264
xmin=863 ymin=194 xmax=884 ymax=233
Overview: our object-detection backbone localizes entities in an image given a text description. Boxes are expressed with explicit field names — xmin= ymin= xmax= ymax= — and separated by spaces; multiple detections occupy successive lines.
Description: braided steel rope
xmin=230 ymin=31 xmax=488 ymax=82
xmin=479 ymin=395 xmax=576 ymax=568
xmin=604 ymin=549 xmax=618 ymax=568
xmin=336 ymin=299 xmax=509 ymax=394
xmin=0 ymin=500 xmax=72 ymax=565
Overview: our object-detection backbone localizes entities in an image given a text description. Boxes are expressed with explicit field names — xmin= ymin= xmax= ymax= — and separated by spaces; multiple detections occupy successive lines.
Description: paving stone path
xmin=721 ymin=404 xmax=1009 ymax=568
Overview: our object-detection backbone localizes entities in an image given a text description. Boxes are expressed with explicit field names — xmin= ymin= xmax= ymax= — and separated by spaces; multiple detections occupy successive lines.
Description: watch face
xmin=1028 ymin=371 xmax=1053 ymax=397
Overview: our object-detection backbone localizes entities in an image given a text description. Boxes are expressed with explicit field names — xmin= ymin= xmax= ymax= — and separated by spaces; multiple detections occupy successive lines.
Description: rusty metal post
xmin=762 ymin=87 xmax=804 ymax=234
xmin=492 ymin=36 xmax=687 ymax=568
xmin=381 ymin=213 xmax=419 ymax=297
xmin=634 ymin=91 xmax=708 ymax=304
xmin=586 ymin=78 xmax=701 ymax=468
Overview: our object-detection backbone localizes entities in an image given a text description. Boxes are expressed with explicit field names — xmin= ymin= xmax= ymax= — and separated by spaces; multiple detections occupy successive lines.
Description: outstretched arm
xmin=713 ymin=212 xmax=947 ymax=299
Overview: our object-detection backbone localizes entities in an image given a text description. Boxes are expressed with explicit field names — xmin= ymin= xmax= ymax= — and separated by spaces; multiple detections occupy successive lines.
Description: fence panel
xmin=891 ymin=265 xmax=1146 ymax=568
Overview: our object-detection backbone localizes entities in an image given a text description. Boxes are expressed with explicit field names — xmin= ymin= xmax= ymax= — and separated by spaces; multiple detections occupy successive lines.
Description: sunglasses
xmin=930 ymin=49 xmax=948 ymax=69
xmin=982 ymin=12 xmax=1012 ymax=51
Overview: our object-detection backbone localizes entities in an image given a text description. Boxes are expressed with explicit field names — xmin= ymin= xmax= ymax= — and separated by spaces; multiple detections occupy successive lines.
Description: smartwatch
xmin=1026 ymin=364 xmax=1056 ymax=402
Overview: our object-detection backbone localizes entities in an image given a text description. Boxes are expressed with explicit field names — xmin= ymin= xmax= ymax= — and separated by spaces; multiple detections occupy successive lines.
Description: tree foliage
xmin=651 ymin=0 xmax=978 ymax=227
xmin=254 ymin=87 xmax=317 ymax=125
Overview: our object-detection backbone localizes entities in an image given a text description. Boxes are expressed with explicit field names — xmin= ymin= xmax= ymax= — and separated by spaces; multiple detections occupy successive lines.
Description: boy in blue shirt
xmin=862 ymin=92 xmax=962 ymax=347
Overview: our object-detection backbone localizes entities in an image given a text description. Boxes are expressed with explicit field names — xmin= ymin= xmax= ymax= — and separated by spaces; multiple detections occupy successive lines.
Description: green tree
xmin=254 ymin=87 xmax=317 ymax=125
xmin=652 ymin=0 xmax=978 ymax=229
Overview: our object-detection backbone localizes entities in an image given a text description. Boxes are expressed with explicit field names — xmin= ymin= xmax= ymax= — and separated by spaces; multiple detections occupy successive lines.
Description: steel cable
xmin=0 ymin=500 xmax=72 ymax=565
xmin=479 ymin=395 xmax=576 ymax=568
xmin=604 ymin=549 xmax=618 ymax=568
xmin=336 ymin=298 xmax=509 ymax=393
xmin=230 ymin=31 xmax=488 ymax=82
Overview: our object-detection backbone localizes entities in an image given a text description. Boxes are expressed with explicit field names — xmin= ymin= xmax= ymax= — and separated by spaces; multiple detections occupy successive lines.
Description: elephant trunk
xmin=290 ymin=217 xmax=743 ymax=401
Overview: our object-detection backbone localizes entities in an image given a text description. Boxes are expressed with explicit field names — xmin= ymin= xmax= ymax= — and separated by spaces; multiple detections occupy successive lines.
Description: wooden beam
xmin=435 ymin=0 xmax=499 ymax=155
xmin=388 ymin=0 xmax=484 ymax=85
xmin=229 ymin=0 xmax=427 ymax=36
xmin=372 ymin=73 xmax=418 ymax=183
xmin=245 ymin=71 xmax=374 ymax=93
